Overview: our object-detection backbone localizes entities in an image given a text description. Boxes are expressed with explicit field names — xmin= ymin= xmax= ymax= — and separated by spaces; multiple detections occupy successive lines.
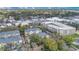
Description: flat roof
xmin=46 ymin=17 xmax=65 ymax=21
xmin=43 ymin=22 xmax=76 ymax=30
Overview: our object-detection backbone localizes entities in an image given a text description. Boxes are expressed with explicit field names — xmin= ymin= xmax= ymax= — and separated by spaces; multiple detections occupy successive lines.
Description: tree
xmin=14 ymin=15 xmax=20 ymax=20
xmin=0 ymin=44 xmax=6 ymax=51
xmin=43 ymin=37 xmax=58 ymax=51
xmin=63 ymin=35 xmax=75 ymax=46
xmin=57 ymin=39 xmax=64 ymax=50
xmin=18 ymin=24 xmax=25 ymax=38
xmin=18 ymin=24 xmax=26 ymax=49
xmin=30 ymin=34 xmax=42 ymax=46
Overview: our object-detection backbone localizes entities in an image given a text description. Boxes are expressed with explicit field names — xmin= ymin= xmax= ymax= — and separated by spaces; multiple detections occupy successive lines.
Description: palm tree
xmin=18 ymin=24 xmax=25 ymax=38
xmin=18 ymin=24 xmax=31 ymax=50
xmin=18 ymin=24 xmax=27 ymax=50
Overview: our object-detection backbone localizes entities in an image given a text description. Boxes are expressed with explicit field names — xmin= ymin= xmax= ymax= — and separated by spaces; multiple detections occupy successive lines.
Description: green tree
xmin=57 ymin=39 xmax=64 ymax=50
xmin=0 ymin=44 xmax=6 ymax=51
xmin=18 ymin=24 xmax=25 ymax=38
xmin=63 ymin=36 xmax=75 ymax=46
xmin=18 ymin=24 xmax=26 ymax=49
xmin=43 ymin=37 xmax=58 ymax=51
xmin=30 ymin=34 xmax=42 ymax=46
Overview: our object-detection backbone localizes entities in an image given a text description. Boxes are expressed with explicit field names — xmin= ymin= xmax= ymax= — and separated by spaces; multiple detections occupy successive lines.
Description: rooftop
xmin=0 ymin=35 xmax=21 ymax=43
xmin=43 ymin=21 xmax=76 ymax=30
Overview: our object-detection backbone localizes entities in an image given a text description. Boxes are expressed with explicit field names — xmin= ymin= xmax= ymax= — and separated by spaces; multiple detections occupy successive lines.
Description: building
xmin=37 ymin=32 xmax=49 ymax=38
xmin=41 ymin=21 xmax=76 ymax=36
xmin=25 ymin=28 xmax=42 ymax=35
xmin=46 ymin=17 xmax=65 ymax=22
xmin=0 ymin=30 xmax=21 ymax=43
xmin=73 ymin=38 xmax=79 ymax=45
xmin=73 ymin=19 xmax=79 ymax=23
xmin=15 ymin=20 xmax=32 ymax=26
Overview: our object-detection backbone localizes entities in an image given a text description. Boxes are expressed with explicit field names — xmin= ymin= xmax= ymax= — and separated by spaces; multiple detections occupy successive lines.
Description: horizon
xmin=0 ymin=7 xmax=79 ymax=10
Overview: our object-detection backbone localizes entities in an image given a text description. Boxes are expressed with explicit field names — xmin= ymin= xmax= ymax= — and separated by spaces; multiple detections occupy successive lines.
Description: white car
xmin=6 ymin=23 xmax=12 ymax=26
xmin=0 ymin=25 xmax=6 ymax=28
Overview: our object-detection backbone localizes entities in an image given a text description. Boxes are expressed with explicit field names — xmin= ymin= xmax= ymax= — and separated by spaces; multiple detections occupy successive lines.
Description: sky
xmin=0 ymin=0 xmax=79 ymax=7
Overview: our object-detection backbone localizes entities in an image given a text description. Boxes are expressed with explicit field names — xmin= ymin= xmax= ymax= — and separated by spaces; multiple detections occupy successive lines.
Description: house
xmin=15 ymin=20 xmax=32 ymax=26
xmin=25 ymin=28 xmax=42 ymax=35
xmin=37 ymin=32 xmax=49 ymax=38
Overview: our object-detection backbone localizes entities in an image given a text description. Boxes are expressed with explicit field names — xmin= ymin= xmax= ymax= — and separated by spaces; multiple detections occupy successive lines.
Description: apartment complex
xmin=41 ymin=21 xmax=76 ymax=36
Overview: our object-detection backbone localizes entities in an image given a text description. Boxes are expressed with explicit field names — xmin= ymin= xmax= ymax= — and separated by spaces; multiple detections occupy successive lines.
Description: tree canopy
xmin=43 ymin=37 xmax=58 ymax=51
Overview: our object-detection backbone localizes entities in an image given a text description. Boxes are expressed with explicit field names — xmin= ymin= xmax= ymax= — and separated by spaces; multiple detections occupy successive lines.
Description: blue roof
xmin=0 ymin=30 xmax=21 ymax=43
xmin=0 ymin=30 xmax=19 ymax=35
xmin=0 ymin=35 xmax=21 ymax=43
xmin=25 ymin=28 xmax=41 ymax=32
xmin=38 ymin=32 xmax=48 ymax=37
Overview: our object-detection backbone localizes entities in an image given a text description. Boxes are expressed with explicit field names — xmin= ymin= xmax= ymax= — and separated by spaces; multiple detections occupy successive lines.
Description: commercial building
xmin=46 ymin=17 xmax=65 ymax=22
xmin=41 ymin=21 xmax=76 ymax=36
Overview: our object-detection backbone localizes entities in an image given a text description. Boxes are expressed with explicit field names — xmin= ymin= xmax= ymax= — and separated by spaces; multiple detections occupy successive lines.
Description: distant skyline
xmin=0 ymin=7 xmax=79 ymax=10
